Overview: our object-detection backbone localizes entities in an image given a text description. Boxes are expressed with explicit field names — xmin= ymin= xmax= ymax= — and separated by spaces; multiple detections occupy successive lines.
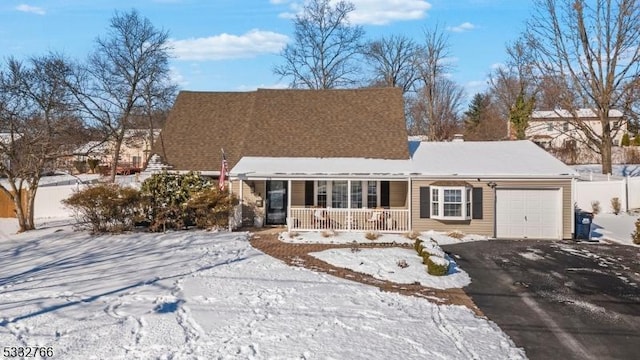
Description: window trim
xmin=430 ymin=186 xmax=472 ymax=220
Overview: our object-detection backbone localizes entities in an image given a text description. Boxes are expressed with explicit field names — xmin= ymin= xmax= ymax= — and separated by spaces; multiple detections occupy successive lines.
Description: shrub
xmin=632 ymin=218 xmax=640 ymax=245
xmin=414 ymin=238 xmax=424 ymax=253
xmin=140 ymin=171 xmax=212 ymax=231
xmin=288 ymin=231 xmax=299 ymax=239
xmin=87 ymin=159 xmax=101 ymax=174
xmin=186 ymin=187 xmax=238 ymax=229
xmin=364 ymin=231 xmax=380 ymax=240
xmin=621 ymin=132 xmax=631 ymax=146
xmin=447 ymin=230 xmax=465 ymax=239
xmin=611 ymin=197 xmax=622 ymax=215
xmin=634 ymin=135 xmax=640 ymax=146
xmin=426 ymin=256 xmax=450 ymax=276
xmin=73 ymin=160 xmax=87 ymax=174
xmin=624 ymin=147 xmax=640 ymax=163
xmin=591 ymin=200 xmax=601 ymax=215
xmin=63 ymin=184 xmax=140 ymax=233
xmin=396 ymin=259 xmax=409 ymax=269
xmin=321 ymin=229 xmax=336 ymax=238
xmin=404 ymin=230 xmax=421 ymax=240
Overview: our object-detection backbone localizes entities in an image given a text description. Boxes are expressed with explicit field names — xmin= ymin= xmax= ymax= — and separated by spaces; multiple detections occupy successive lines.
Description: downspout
xmin=408 ymin=175 xmax=412 ymax=231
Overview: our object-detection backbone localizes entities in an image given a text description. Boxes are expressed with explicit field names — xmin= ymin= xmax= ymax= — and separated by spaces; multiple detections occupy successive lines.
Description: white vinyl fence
xmin=574 ymin=177 xmax=640 ymax=213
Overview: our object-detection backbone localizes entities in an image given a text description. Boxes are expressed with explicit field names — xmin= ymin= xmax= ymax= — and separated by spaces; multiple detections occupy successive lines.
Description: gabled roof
xmin=231 ymin=140 xmax=578 ymax=179
xmin=155 ymin=87 xmax=409 ymax=172
xmin=531 ymin=108 xmax=623 ymax=120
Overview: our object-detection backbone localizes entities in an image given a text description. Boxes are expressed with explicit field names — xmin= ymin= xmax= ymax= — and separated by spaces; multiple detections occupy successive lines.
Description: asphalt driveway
xmin=443 ymin=240 xmax=640 ymax=360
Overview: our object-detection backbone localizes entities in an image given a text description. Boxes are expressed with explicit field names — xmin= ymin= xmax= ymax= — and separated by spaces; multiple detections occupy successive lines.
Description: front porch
xmin=288 ymin=207 xmax=409 ymax=232
xmin=233 ymin=178 xmax=410 ymax=233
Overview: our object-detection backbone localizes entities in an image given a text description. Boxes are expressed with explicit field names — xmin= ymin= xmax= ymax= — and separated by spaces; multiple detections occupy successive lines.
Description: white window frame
xmin=430 ymin=186 xmax=472 ymax=220
xmin=315 ymin=180 xmax=380 ymax=208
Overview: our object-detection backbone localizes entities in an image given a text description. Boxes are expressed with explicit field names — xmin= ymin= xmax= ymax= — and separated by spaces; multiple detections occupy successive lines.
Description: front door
xmin=265 ymin=180 xmax=288 ymax=225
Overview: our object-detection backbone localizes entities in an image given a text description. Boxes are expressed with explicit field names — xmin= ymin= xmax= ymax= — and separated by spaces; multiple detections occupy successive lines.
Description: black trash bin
xmin=574 ymin=210 xmax=594 ymax=240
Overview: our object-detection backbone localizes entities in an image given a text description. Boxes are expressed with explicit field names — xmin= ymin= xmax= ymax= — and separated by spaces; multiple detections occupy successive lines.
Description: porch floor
xmin=249 ymin=228 xmax=481 ymax=314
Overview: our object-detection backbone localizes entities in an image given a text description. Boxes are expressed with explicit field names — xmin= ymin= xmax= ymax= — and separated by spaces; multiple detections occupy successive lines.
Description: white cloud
xmin=277 ymin=0 xmax=431 ymax=25
xmin=170 ymin=29 xmax=289 ymax=61
xmin=169 ymin=67 xmax=188 ymax=88
xmin=15 ymin=4 xmax=45 ymax=15
xmin=447 ymin=22 xmax=476 ymax=33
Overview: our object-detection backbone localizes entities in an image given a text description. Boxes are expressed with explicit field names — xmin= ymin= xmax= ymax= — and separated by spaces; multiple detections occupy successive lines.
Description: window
xmin=430 ymin=186 xmax=472 ymax=220
xmin=431 ymin=188 xmax=439 ymax=216
xmin=367 ymin=181 xmax=378 ymax=208
xmin=547 ymin=122 xmax=553 ymax=131
xmin=317 ymin=181 xmax=327 ymax=207
xmin=332 ymin=181 xmax=348 ymax=208
xmin=351 ymin=181 xmax=362 ymax=208
xmin=132 ymin=156 xmax=142 ymax=168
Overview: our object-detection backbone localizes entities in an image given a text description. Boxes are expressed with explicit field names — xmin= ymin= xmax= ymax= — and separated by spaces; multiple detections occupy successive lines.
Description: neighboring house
xmin=71 ymin=129 xmax=158 ymax=173
xmin=156 ymin=88 xmax=577 ymax=240
xmin=526 ymin=108 xmax=626 ymax=149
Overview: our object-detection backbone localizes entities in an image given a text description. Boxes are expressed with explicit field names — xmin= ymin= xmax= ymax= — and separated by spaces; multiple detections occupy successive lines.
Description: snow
xmin=309 ymin=248 xmax=470 ymax=289
xmin=428 ymin=255 xmax=450 ymax=267
xmin=280 ymin=229 xmax=487 ymax=245
xmin=231 ymin=141 xmax=577 ymax=178
xmin=592 ymin=213 xmax=640 ymax=246
xmin=572 ymin=164 xmax=640 ymax=178
xmin=531 ymin=108 xmax=624 ymax=119
xmin=0 ymin=219 xmax=525 ymax=359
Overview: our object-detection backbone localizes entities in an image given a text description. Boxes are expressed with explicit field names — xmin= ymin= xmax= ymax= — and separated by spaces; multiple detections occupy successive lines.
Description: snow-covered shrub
xmin=288 ymin=231 xmax=299 ymax=238
xmin=404 ymin=230 xmax=421 ymax=240
xmin=396 ymin=259 xmax=409 ymax=268
xmin=63 ymin=184 xmax=140 ymax=233
xmin=414 ymin=238 xmax=424 ymax=253
xmin=364 ymin=231 xmax=380 ymax=240
xmin=321 ymin=229 xmax=336 ymax=238
xmin=421 ymin=240 xmax=445 ymax=258
xmin=632 ymin=218 xmax=640 ymax=245
xmin=611 ymin=197 xmax=622 ymax=215
xmin=186 ymin=188 xmax=238 ymax=229
xmin=426 ymin=256 xmax=450 ymax=276
xmin=591 ymin=200 xmax=601 ymax=215
xmin=447 ymin=230 xmax=464 ymax=239
xmin=140 ymin=171 xmax=212 ymax=231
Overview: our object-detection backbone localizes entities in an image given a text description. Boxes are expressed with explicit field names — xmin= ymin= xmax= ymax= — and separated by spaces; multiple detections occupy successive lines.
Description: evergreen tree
xmin=509 ymin=91 xmax=535 ymax=140
xmin=621 ymin=133 xmax=631 ymax=146
xmin=464 ymin=93 xmax=490 ymax=129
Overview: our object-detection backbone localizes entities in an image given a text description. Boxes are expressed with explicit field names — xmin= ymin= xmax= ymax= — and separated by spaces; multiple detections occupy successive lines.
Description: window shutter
xmin=305 ymin=181 xmax=314 ymax=206
xmin=419 ymin=187 xmax=430 ymax=218
xmin=472 ymin=187 xmax=483 ymax=219
xmin=380 ymin=181 xmax=390 ymax=207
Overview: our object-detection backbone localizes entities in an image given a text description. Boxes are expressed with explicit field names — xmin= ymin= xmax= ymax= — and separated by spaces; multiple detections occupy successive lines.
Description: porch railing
xmin=288 ymin=207 xmax=409 ymax=233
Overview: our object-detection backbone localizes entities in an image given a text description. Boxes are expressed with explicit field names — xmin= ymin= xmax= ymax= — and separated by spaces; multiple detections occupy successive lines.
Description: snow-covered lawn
xmin=280 ymin=229 xmax=487 ymax=245
xmin=310 ymin=248 xmax=471 ymax=289
xmin=592 ymin=213 xmax=640 ymax=246
xmin=0 ymin=220 xmax=525 ymax=359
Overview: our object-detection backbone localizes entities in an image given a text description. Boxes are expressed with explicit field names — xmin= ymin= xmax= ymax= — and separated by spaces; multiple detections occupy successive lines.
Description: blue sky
xmin=0 ymin=0 xmax=533 ymax=99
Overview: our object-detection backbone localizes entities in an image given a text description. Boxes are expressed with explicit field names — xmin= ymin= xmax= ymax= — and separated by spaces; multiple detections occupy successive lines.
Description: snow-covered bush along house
xmin=153 ymin=88 xmax=578 ymax=240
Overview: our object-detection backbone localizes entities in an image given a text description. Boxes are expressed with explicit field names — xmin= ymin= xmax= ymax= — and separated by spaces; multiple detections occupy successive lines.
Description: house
xmin=155 ymin=88 xmax=578 ymax=240
xmin=526 ymin=108 xmax=626 ymax=149
xmin=71 ymin=129 xmax=158 ymax=174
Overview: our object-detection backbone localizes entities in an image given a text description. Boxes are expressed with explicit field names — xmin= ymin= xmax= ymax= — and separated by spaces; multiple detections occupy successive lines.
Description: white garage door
xmin=495 ymin=188 xmax=562 ymax=239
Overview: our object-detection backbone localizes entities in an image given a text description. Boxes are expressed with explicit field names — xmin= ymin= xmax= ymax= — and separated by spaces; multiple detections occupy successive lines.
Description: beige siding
xmin=411 ymin=179 xmax=573 ymax=239
xmin=389 ymin=181 xmax=408 ymax=208
xmin=236 ymin=180 xmax=266 ymax=227
xmin=291 ymin=181 xmax=305 ymax=207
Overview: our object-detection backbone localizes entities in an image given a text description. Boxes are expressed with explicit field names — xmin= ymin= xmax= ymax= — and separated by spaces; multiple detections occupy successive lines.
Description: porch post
xmin=287 ymin=179 xmax=292 ymax=231
xmin=347 ymin=179 xmax=351 ymax=231
xmin=239 ymin=179 xmax=244 ymax=228
xmin=407 ymin=176 xmax=412 ymax=232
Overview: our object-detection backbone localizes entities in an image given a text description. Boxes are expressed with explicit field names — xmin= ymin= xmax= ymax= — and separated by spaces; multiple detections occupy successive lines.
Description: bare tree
xmin=362 ymin=34 xmax=419 ymax=93
xmin=463 ymin=92 xmax=506 ymax=141
xmin=0 ymin=55 xmax=82 ymax=232
xmin=274 ymin=0 xmax=364 ymax=89
xmin=525 ymin=0 xmax=640 ymax=174
xmin=69 ymin=9 xmax=174 ymax=182
xmin=410 ymin=26 xmax=465 ymax=140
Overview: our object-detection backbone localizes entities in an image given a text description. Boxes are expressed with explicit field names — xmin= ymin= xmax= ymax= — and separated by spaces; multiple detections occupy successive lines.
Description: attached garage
xmin=495 ymin=188 xmax=563 ymax=240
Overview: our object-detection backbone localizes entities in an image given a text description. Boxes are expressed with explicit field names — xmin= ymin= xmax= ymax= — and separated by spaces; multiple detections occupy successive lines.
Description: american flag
xmin=218 ymin=149 xmax=228 ymax=191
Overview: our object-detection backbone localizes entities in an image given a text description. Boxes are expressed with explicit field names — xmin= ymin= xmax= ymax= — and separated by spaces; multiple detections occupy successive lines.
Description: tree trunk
xmin=601 ymin=119 xmax=613 ymax=175
xmin=110 ymin=133 xmax=125 ymax=183
xmin=13 ymin=189 xmax=35 ymax=232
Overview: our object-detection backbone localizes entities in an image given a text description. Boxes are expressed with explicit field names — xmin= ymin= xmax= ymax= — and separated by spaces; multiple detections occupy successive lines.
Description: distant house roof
xmin=155 ymin=87 xmax=409 ymax=172
xmin=231 ymin=140 xmax=578 ymax=179
xmin=531 ymin=108 xmax=623 ymax=120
